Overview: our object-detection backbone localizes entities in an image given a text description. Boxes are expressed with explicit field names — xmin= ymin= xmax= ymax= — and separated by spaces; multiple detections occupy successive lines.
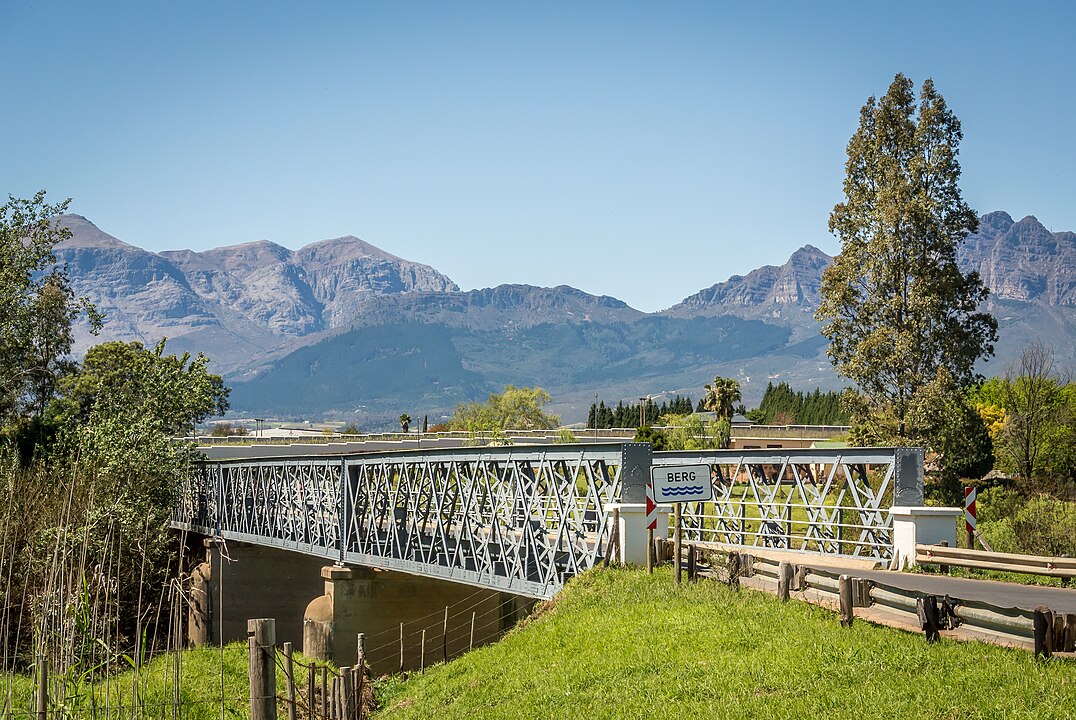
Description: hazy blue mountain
xmin=54 ymin=211 xmax=1076 ymax=425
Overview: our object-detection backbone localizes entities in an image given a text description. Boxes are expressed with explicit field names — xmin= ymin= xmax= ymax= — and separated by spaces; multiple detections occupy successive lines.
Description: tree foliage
xmin=448 ymin=385 xmax=559 ymax=434
xmin=586 ymin=395 xmax=694 ymax=429
xmin=816 ymin=74 xmax=997 ymax=444
xmin=51 ymin=339 xmax=229 ymax=502
xmin=701 ymin=377 xmax=741 ymax=423
xmin=748 ymin=382 xmax=849 ymax=426
xmin=0 ymin=192 xmax=101 ymax=426
xmin=969 ymin=342 xmax=1076 ymax=487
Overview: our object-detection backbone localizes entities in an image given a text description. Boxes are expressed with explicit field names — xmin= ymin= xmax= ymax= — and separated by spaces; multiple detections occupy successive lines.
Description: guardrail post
xmin=838 ymin=575 xmax=853 ymax=627
xmin=777 ymin=562 xmax=794 ymax=601
xmin=1034 ymin=606 xmax=1053 ymax=659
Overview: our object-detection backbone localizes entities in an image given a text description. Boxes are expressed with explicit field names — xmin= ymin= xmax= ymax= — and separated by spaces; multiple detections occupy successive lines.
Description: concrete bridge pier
xmin=302 ymin=564 xmax=530 ymax=673
xmin=186 ymin=535 xmax=532 ymax=674
xmin=188 ymin=537 xmax=326 ymax=648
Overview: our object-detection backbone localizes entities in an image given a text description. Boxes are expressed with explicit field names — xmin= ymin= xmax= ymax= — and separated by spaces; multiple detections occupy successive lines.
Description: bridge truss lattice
xmin=174 ymin=444 xmax=922 ymax=599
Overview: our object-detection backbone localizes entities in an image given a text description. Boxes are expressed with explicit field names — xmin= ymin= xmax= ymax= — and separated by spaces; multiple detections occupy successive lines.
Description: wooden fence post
xmin=356 ymin=632 xmax=366 ymax=716
xmin=443 ymin=606 xmax=449 ymax=662
xmin=646 ymin=527 xmax=655 ymax=573
xmin=420 ymin=629 xmax=426 ymax=674
xmin=35 ymin=656 xmax=47 ymax=720
xmin=398 ymin=623 xmax=404 ymax=673
xmin=687 ymin=544 xmax=697 ymax=581
xmin=469 ymin=612 xmax=476 ymax=651
xmin=306 ymin=664 xmax=315 ymax=720
xmin=284 ymin=641 xmax=297 ymax=720
xmin=321 ymin=665 xmax=328 ymax=719
xmin=340 ymin=668 xmax=354 ymax=720
xmin=248 ymin=618 xmax=278 ymax=720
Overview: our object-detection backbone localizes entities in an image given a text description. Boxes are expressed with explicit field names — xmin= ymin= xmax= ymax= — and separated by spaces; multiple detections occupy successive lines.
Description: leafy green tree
xmin=448 ymin=385 xmax=559 ymax=434
xmin=54 ymin=339 xmax=228 ymax=435
xmin=660 ymin=413 xmax=726 ymax=451
xmin=969 ymin=342 xmax=1076 ymax=486
xmin=399 ymin=413 xmax=411 ymax=433
xmin=633 ymin=425 xmax=667 ymax=451
xmin=816 ymin=73 xmax=997 ymax=444
xmin=0 ymin=192 xmax=101 ymax=426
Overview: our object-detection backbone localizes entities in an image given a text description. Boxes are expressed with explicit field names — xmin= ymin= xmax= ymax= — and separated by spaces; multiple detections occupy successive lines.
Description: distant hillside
xmin=53 ymin=211 xmax=1076 ymax=425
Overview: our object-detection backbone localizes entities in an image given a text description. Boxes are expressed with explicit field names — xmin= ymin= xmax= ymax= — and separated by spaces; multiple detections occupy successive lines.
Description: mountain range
xmin=54 ymin=211 xmax=1076 ymax=426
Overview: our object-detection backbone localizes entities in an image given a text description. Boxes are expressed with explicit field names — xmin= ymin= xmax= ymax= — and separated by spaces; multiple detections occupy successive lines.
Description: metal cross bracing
xmin=173 ymin=443 xmax=923 ymax=598
xmin=652 ymin=448 xmax=923 ymax=560
xmin=174 ymin=444 xmax=628 ymax=599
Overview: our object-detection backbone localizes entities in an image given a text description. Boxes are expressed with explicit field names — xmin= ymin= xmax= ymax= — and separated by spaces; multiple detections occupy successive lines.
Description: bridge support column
xmin=303 ymin=566 xmax=362 ymax=665
xmin=188 ymin=538 xmax=221 ymax=646
xmin=302 ymin=565 xmax=514 ymax=673
xmin=890 ymin=506 xmax=961 ymax=569
xmin=185 ymin=536 xmax=326 ymax=649
xmin=607 ymin=503 xmax=670 ymax=565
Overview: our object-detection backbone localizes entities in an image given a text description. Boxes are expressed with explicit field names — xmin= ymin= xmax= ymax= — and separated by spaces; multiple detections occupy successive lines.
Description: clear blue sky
xmin=4 ymin=1 xmax=1074 ymax=312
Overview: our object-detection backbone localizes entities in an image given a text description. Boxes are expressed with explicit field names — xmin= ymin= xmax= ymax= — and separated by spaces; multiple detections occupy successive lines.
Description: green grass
xmin=373 ymin=567 xmax=1075 ymax=720
xmin=3 ymin=642 xmax=329 ymax=719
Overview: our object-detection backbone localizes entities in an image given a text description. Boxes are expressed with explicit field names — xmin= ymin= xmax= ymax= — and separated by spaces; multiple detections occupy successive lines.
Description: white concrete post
xmin=606 ymin=503 xmax=671 ymax=565
xmin=889 ymin=506 xmax=962 ymax=569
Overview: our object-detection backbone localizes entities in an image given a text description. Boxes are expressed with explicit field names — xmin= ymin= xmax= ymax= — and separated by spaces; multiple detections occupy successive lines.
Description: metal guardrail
xmin=722 ymin=551 xmax=1076 ymax=657
xmin=916 ymin=544 xmax=1076 ymax=579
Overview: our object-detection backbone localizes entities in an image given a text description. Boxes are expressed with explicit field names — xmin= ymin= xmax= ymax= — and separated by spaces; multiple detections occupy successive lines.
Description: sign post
xmin=964 ymin=486 xmax=977 ymax=550
xmin=645 ymin=482 xmax=656 ymax=574
xmin=651 ymin=464 xmax=713 ymax=586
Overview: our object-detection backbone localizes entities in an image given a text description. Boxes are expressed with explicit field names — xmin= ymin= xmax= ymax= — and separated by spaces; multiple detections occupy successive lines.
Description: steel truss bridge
xmin=173 ymin=443 xmax=924 ymax=600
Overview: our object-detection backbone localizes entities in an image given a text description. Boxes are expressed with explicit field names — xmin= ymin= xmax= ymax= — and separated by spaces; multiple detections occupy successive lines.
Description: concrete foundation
xmin=187 ymin=535 xmax=532 ymax=674
xmin=187 ymin=539 xmax=329 ymax=648
xmin=302 ymin=564 xmax=526 ymax=674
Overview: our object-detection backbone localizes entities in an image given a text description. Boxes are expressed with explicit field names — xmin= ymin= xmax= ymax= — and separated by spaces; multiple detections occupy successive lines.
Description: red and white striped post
xmin=645 ymin=482 xmax=657 ymax=573
xmin=964 ymin=486 xmax=977 ymax=549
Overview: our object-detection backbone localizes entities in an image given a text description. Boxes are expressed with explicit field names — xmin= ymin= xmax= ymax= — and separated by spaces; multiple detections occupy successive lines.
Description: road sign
xmin=965 ymin=486 xmax=977 ymax=534
xmin=651 ymin=464 xmax=713 ymax=504
xmin=645 ymin=482 xmax=657 ymax=529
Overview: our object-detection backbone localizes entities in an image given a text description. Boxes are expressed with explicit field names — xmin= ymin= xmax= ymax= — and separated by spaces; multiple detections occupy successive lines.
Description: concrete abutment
xmin=187 ymin=536 xmax=531 ymax=673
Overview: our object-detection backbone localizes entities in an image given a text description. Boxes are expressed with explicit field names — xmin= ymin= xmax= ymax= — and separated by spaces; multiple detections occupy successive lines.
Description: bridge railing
xmin=174 ymin=444 xmax=923 ymax=597
xmin=652 ymin=448 xmax=923 ymax=561
xmin=175 ymin=444 xmax=631 ymax=599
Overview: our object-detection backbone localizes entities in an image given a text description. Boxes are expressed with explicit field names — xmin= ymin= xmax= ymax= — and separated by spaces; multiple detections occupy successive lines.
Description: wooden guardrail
xmin=916 ymin=544 xmax=1076 ymax=579
xmin=681 ymin=546 xmax=1076 ymax=658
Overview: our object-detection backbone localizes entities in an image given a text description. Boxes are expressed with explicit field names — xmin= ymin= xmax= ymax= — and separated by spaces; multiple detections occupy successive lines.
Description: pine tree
xmin=816 ymin=74 xmax=997 ymax=441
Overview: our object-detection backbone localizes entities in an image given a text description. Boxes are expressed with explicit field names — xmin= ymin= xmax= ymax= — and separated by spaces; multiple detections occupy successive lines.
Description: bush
xmin=977 ymin=489 xmax=1076 ymax=557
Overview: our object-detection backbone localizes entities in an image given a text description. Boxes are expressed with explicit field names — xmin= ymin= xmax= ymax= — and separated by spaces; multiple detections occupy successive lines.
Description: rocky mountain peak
xmin=54 ymin=214 xmax=136 ymax=249
xmin=669 ymin=244 xmax=832 ymax=316
xmin=959 ymin=212 xmax=1076 ymax=305
xmin=296 ymin=235 xmax=405 ymax=268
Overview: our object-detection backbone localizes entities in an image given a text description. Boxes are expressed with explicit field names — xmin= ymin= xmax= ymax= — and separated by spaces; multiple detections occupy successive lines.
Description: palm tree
xmin=702 ymin=377 xmax=741 ymax=422
xmin=399 ymin=413 xmax=411 ymax=433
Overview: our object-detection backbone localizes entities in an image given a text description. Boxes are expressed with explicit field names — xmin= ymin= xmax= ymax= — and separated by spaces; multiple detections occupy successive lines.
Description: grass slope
xmin=374 ymin=567 xmax=1074 ymax=720
xmin=4 ymin=643 xmax=310 ymax=719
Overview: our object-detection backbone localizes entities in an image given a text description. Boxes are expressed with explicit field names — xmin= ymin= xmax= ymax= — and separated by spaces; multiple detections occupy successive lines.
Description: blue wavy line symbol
xmin=662 ymin=486 xmax=705 ymax=497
